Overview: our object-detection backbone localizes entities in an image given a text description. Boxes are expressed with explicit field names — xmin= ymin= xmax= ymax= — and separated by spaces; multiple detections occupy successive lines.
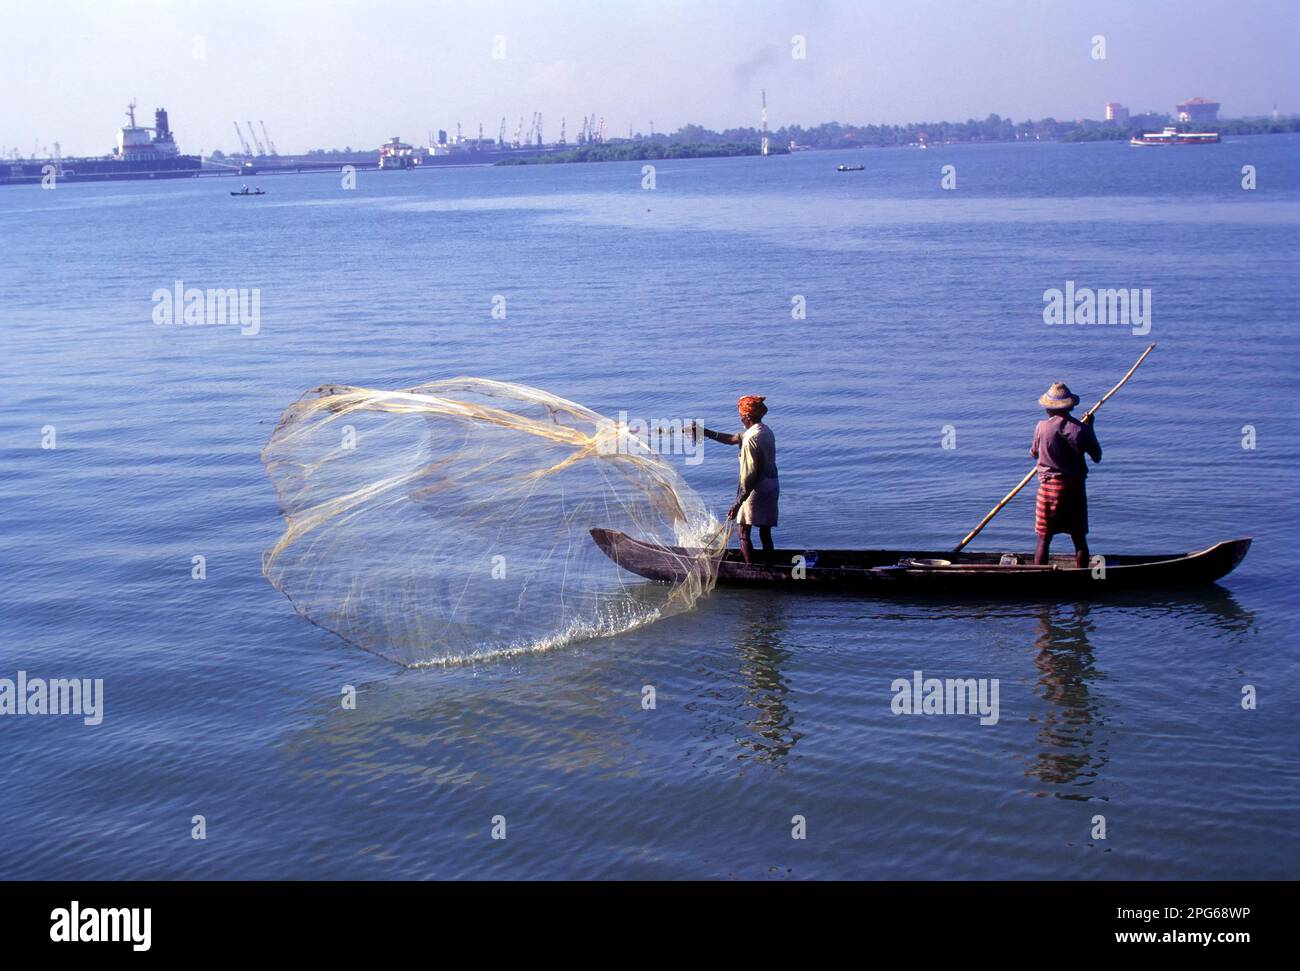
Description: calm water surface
xmin=1 ymin=137 xmax=1297 ymax=878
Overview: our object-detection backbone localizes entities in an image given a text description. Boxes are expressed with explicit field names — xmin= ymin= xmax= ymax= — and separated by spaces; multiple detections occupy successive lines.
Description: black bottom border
xmin=0 ymin=880 xmax=1287 ymax=955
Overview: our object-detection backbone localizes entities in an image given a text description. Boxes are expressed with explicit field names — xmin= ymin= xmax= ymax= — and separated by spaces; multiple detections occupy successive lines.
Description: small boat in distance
xmin=230 ymin=188 xmax=266 ymax=196
xmin=589 ymin=528 xmax=1250 ymax=595
xmin=1130 ymin=126 xmax=1220 ymax=146
xmin=837 ymin=163 xmax=865 ymax=172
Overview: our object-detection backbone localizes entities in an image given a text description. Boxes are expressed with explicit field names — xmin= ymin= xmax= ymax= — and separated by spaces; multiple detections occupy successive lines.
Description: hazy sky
xmin=2 ymin=0 xmax=1297 ymax=156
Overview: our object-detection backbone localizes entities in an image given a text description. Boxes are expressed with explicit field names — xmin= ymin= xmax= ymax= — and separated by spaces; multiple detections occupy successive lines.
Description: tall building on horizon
xmin=1177 ymin=97 xmax=1220 ymax=123
xmin=1105 ymin=102 xmax=1131 ymax=124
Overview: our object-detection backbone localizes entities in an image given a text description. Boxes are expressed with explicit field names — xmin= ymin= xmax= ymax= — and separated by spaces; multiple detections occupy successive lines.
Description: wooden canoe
xmin=589 ymin=528 xmax=1251 ymax=595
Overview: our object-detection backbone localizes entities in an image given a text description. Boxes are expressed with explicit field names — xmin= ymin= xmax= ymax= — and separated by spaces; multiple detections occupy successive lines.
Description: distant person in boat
xmin=1031 ymin=382 xmax=1101 ymax=568
xmin=689 ymin=395 xmax=779 ymax=565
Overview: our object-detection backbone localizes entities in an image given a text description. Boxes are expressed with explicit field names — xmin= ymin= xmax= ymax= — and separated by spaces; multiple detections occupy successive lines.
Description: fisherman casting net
xmin=261 ymin=378 xmax=725 ymax=666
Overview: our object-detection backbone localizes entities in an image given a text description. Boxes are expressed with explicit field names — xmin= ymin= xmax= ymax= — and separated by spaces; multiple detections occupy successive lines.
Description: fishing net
xmin=261 ymin=378 xmax=726 ymax=666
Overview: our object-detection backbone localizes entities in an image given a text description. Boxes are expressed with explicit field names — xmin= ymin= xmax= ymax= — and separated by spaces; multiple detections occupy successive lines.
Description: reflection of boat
xmin=837 ymin=163 xmax=865 ymax=172
xmin=590 ymin=529 xmax=1251 ymax=594
xmin=1130 ymin=126 xmax=1220 ymax=146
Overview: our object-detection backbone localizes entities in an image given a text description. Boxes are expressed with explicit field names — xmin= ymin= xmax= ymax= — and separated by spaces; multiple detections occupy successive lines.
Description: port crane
xmin=498 ymin=117 xmax=507 ymax=147
xmin=536 ymin=113 xmax=543 ymax=147
xmin=559 ymin=117 xmax=566 ymax=146
xmin=246 ymin=121 xmax=266 ymax=156
xmin=259 ymin=121 xmax=278 ymax=156
xmin=512 ymin=116 xmax=524 ymax=149
xmin=233 ymin=122 xmax=252 ymax=157
xmin=761 ymin=89 xmax=769 ymax=156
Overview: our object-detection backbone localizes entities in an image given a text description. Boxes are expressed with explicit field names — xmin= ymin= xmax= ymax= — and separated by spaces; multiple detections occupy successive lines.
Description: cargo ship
xmin=1 ymin=101 xmax=202 ymax=186
xmin=1129 ymin=125 xmax=1220 ymax=146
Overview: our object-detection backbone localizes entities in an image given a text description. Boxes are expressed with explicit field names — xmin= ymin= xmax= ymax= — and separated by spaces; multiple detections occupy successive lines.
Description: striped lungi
xmin=1035 ymin=476 xmax=1088 ymax=538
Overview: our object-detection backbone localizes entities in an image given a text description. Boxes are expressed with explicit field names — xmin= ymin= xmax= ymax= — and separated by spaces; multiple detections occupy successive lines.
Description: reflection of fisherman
xmin=689 ymin=395 xmax=779 ymax=565
xmin=734 ymin=600 xmax=796 ymax=764
xmin=1026 ymin=603 xmax=1103 ymax=789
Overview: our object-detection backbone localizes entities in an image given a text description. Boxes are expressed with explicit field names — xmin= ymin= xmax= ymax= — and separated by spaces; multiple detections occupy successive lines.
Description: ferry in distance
xmin=1130 ymin=125 xmax=1221 ymax=146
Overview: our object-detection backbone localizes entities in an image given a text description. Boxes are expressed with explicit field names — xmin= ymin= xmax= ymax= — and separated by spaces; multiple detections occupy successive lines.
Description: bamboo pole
xmin=952 ymin=343 xmax=1156 ymax=553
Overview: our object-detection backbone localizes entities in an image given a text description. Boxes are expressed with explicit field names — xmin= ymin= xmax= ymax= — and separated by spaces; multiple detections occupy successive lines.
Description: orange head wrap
xmin=737 ymin=395 xmax=768 ymax=421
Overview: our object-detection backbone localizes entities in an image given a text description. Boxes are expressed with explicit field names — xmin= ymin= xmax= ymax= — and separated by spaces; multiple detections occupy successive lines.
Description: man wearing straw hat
xmin=1031 ymin=382 xmax=1102 ymax=568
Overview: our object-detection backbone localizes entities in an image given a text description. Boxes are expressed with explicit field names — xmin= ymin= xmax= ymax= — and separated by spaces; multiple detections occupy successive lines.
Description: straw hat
xmin=1038 ymin=382 xmax=1079 ymax=410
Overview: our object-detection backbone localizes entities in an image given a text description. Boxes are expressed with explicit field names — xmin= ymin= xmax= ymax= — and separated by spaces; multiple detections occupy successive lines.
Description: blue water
xmin=2 ymin=137 xmax=1298 ymax=878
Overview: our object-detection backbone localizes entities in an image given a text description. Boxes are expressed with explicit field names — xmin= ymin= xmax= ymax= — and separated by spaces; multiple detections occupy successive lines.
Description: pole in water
xmin=952 ymin=343 xmax=1156 ymax=553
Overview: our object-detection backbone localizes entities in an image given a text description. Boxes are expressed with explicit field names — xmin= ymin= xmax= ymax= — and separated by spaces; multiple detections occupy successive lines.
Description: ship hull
xmin=1129 ymin=129 xmax=1220 ymax=146
xmin=2 ymin=156 xmax=202 ymax=187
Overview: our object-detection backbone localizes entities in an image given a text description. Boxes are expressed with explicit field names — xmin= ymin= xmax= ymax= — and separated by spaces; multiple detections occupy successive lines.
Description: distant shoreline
xmin=496 ymin=142 xmax=790 ymax=165
xmin=485 ymin=128 xmax=1299 ymax=168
